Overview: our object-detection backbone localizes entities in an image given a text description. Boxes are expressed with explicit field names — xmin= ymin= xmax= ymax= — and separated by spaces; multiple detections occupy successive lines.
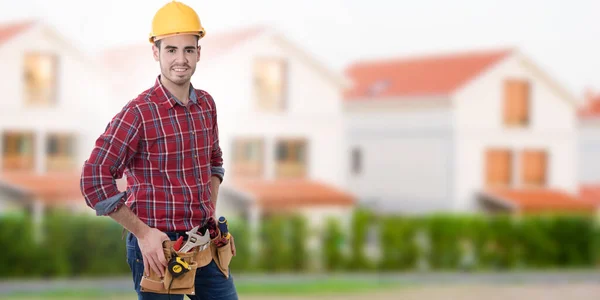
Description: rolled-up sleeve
xmin=80 ymin=105 xmax=141 ymax=216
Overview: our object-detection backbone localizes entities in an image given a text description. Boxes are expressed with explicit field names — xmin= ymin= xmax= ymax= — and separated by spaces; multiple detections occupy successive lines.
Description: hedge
xmin=0 ymin=209 xmax=598 ymax=278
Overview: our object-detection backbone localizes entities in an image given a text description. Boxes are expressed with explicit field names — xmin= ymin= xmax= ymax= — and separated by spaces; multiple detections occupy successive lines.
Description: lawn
xmin=0 ymin=277 xmax=403 ymax=299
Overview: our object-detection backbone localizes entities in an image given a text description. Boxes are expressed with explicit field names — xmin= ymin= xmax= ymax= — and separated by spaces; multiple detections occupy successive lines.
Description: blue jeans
xmin=126 ymin=232 xmax=239 ymax=300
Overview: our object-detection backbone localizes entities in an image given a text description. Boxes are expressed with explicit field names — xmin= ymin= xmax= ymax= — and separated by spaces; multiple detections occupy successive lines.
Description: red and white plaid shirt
xmin=80 ymin=76 xmax=224 ymax=232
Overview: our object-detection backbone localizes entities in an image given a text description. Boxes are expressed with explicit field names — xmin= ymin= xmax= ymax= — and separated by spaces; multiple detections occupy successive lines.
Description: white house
xmin=0 ymin=20 xmax=117 ymax=219
xmin=344 ymin=48 xmax=596 ymax=214
xmin=577 ymin=91 xmax=600 ymax=207
xmin=100 ymin=26 xmax=356 ymax=229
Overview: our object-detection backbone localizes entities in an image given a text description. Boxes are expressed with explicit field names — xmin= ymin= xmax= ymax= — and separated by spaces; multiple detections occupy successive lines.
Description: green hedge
xmin=0 ymin=211 xmax=129 ymax=278
xmin=322 ymin=217 xmax=345 ymax=271
xmin=0 ymin=210 xmax=598 ymax=278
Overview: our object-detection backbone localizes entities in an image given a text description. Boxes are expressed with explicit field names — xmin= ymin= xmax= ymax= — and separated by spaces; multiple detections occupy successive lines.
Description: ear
xmin=152 ymin=45 xmax=160 ymax=61
xmin=196 ymin=45 xmax=201 ymax=62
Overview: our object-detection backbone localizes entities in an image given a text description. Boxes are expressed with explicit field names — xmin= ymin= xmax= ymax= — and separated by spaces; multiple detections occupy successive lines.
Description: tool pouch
xmin=140 ymin=240 xmax=200 ymax=295
xmin=210 ymin=234 xmax=234 ymax=278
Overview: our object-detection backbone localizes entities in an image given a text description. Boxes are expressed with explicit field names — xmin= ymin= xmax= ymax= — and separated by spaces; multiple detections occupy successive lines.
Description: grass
xmin=0 ymin=277 xmax=403 ymax=299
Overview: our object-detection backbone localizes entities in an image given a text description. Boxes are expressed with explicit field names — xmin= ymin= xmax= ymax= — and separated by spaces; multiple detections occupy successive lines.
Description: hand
xmin=230 ymin=234 xmax=236 ymax=256
xmin=137 ymin=227 xmax=170 ymax=277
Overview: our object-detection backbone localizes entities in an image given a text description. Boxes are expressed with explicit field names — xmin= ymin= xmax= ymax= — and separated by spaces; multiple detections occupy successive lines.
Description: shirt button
xmin=191 ymin=131 xmax=195 ymax=135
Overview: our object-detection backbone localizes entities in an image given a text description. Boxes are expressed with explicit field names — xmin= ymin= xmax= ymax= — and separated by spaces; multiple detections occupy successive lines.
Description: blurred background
xmin=0 ymin=0 xmax=600 ymax=299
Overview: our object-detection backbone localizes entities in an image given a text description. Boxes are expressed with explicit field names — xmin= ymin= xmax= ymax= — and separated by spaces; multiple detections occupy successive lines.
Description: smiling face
xmin=152 ymin=34 xmax=201 ymax=86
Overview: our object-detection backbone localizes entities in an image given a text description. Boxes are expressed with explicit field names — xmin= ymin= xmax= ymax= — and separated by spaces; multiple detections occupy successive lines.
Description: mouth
xmin=172 ymin=67 xmax=189 ymax=74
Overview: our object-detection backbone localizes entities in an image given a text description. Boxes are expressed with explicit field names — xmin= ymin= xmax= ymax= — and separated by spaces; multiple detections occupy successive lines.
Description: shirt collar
xmin=153 ymin=75 xmax=197 ymax=109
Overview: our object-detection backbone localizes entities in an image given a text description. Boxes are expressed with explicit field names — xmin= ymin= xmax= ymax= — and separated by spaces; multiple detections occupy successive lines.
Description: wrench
xmin=178 ymin=225 xmax=211 ymax=253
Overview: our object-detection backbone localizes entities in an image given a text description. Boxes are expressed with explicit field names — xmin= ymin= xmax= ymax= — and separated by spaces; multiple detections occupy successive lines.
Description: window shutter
xmin=522 ymin=150 xmax=546 ymax=186
xmin=486 ymin=149 xmax=512 ymax=187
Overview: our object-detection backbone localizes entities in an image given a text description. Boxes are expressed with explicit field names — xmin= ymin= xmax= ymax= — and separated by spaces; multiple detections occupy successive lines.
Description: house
xmin=0 ymin=20 xmax=118 ymax=221
xmin=344 ymin=48 xmax=596 ymax=214
xmin=100 ymin=26 xmax=356 ymax=230
xmin=577 ymin=90 xmax=600 ymax=208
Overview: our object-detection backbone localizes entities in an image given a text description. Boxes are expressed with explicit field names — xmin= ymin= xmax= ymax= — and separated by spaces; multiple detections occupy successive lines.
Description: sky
xmin=0 ymin=0 xmax=598 ymax=100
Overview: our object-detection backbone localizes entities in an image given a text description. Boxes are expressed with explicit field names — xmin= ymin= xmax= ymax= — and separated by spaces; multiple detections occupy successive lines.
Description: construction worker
xmin=79 ymin=1 xmax=238 ymax=299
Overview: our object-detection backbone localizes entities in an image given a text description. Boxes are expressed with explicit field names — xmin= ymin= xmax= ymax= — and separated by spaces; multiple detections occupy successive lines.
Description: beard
xmin=160 ymin=62 xmax=196 ymax=86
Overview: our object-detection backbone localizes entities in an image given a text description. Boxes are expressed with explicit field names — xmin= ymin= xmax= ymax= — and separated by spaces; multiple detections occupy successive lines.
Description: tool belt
xmin=139 ymin=235 xmax=234 ymax=295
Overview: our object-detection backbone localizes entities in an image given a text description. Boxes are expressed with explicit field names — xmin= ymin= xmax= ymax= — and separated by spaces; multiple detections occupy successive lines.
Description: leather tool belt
xmin=139 ymin=235 xmax=234 ymax=295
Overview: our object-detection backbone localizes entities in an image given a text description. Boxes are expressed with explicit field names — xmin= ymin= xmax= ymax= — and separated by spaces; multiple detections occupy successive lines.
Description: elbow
xmin=79 ymin=161 xmax=121 ymax=212
xmin=211 ymin=166 xmax=225 ymax=183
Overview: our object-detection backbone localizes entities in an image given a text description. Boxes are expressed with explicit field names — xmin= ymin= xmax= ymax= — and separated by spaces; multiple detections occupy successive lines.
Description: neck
xmin=160 ymin=76 xmax=190 ymax=105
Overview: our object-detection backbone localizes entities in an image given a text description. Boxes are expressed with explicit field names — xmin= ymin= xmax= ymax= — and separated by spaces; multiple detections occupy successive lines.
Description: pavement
xmin=1 ymin=269 xmax=600 ymax=295
xmin=241 ymin=284 xmax=600 ymax=300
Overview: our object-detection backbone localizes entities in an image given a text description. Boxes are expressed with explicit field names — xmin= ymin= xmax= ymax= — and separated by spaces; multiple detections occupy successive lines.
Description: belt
xmin=165 ymin=231 xmax=190 ymax=240
xmin=166 ymin=224 xmax=210 ymax=240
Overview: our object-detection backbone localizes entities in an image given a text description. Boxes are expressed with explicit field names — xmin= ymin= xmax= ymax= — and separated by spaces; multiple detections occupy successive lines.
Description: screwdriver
xmin=218 ymin=216 xmax=230 ymax=240
xmin=173 ymin=236 xmax=184 ymax=251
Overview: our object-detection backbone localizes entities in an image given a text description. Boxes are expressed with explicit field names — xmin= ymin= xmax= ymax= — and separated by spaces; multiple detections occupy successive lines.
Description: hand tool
xmin=168 ymin=255 xmax=191 ymax=278
xmin=218 ymin=216 xmax=230 ymax=239
xmin=178 ymin=225 xmax=211 ymax=253
xmin=173 ymin=236 xmax=184 ymax=251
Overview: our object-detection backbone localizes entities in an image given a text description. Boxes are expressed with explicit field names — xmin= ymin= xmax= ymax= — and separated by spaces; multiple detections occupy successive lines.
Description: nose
xmin=175 ymin=50 xmax=187 ymax=64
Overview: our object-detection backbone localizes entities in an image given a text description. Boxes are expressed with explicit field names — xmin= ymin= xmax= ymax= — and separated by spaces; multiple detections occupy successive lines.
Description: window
xmin=46 ymin=134 xmax=75 ymax=171
xmin=503 ymin=79 xmax=530 ymax=126
xmin=521 ymin=150 xmax=547 ymax=187
xmin=24 ymin=53 xmax=58 ymax=106
xmin=351 ymin=147 xmax=362 ymax=174
xmin=2 ymin=131 xmax=35 ymax=171
xmin=485 ymin=149 xmax=512 ymax=187
xmin=275 ymin=139 xmax=307 ymax=178
xmin=253 ymin=58 xmax=286 ymax=111
xmin=232 ymin=138 xmax=264 ymax=178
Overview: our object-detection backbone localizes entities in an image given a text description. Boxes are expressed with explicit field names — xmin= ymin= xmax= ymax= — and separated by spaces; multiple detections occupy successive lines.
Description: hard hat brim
xmin=149 ymin=31 xmax=205 ymax=44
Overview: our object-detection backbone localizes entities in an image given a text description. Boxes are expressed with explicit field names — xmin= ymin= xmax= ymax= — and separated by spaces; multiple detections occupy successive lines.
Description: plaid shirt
xmin=80 ymin=76 xmax=225 ymax=232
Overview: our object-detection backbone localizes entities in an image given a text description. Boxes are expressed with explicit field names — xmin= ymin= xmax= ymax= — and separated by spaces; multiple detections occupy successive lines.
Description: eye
xmin=167 ymin=49 xmax=175 ymax=53
xmin=186 ymin=49 xmax=195 ymax=54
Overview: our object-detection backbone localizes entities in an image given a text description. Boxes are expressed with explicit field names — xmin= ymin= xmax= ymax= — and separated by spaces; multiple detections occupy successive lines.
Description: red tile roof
xmin=344 ymin=49 xmax=512 ymax=100
xmin=0 ymin=20 xmax=36 ymax=46
xmin=579 ymin=185 xmax=600 ymax=206
xmin=482 ymin=188 xmax=597 ymax=213
xmin=0 ymin=171 xmax=128 ymax=207
xmin=578 ymin=91 xmax=600 ymax=118
xmin=0 ymin=171 xmax=83 ymax=204
xmin=231 ymin=179 xmax=355 ymax=212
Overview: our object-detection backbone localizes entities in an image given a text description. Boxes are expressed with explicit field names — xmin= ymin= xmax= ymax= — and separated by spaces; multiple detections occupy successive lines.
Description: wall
xmin=453 ymin=53 xmax=578 ymax=211
xmin=344 ymin=98 xmax=454 ymax=213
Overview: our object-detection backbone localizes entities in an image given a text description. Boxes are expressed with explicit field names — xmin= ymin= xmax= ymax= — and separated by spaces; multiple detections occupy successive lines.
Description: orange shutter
xmin=515 ymin=81 xmax=529 ymax=124
xmin=504 ymin=80 xmax=530 ymax=126
xmin=486 ymin=149 xmax=512 ymax=187
xmin=521 ymin=150 xmax=546 ymax=186
xmin=504 ymin=81 xmax=517 ymax=124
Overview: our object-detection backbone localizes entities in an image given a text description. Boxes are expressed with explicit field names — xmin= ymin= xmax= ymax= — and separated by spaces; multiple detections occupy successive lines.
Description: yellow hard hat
xmin=149 ymin=0 xmax=206 ymax=43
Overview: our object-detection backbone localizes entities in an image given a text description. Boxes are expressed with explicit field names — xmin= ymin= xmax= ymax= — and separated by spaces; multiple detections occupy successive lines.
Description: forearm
xmin=108 ymin=204 xmax=151 ymax=239
xmin=211 ymin=175 xmax=220 ymax=207
xmin=80 ymin=162 xmax=124 ymax=214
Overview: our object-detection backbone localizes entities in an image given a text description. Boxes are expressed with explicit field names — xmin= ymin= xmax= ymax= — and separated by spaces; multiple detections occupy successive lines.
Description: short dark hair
xmin=153 ymin=36 xmax=200 ymax=51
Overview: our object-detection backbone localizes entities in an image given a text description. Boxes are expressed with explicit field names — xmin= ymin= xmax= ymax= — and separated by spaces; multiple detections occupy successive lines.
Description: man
xmin=79 ymin=1 xmax=238 ymax=299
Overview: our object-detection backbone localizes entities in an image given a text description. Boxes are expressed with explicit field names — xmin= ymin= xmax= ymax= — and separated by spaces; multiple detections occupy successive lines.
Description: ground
xmin=2 ymin=284 xmax=600 ymax=300
xmin=1 ymin=271 xmax=599 ymax=299
xmin=243 ymin=283 xmax=600 ymax=300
